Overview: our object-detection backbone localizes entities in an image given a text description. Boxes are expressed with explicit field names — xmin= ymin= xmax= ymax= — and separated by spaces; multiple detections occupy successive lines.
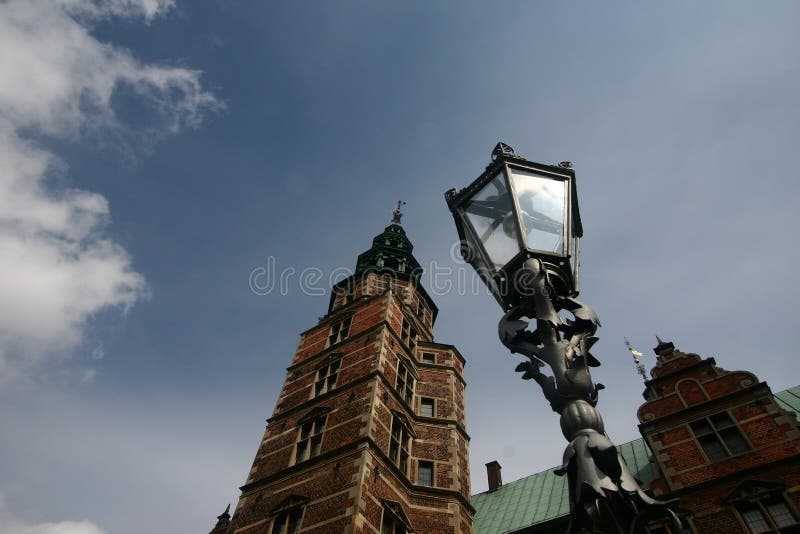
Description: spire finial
xmin=625 ymin=337 xmax=648 ymax=381
xmin=217 ymin=504 xmax=231 ymax=520
xmin=392 ymin=200 xmax=406 ymax=224
xmin=210 ymin=504 xmax=232 ymax=533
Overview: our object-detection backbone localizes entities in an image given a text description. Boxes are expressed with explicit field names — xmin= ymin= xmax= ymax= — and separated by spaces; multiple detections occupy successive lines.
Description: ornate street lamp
xmin=445 ymin=142 xmax=582 ymax=309
xmin=446 ymin=143 xmax=680 ymax=533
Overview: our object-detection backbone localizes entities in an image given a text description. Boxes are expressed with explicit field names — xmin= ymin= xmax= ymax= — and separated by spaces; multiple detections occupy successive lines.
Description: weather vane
xmin=625 ymin=338 xmax=648 ymax=381
xmin=392 ymin=200 xmax=406 ymax=224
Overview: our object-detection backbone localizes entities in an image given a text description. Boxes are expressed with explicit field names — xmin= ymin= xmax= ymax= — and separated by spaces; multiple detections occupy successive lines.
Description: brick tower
xmin=216 ymin=211 xmax=473 ymax=533
xmin=637 ymin=339 xmax=800 ymax=532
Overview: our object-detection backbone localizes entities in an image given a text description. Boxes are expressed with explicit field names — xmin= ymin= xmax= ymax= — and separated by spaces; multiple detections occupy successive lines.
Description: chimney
xmin=486 ymin=460 xmax=502 ymax=491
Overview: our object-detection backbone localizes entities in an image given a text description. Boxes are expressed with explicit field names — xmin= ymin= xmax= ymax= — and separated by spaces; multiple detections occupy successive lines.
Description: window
xmin=294 ymin=415 xmax=326 ymax=464
xmin=328 ymin=316 xmax=351 ymax=346
xmin=271 ymin=507 xmax=303 ymax=534
xmin=314 ymin=359 xmax=340 ymax=396
xmin=389 ymin=416 xmax=410 ymax=475
xmin=418 ymin=461 xmax=433 ymax=487
xmin=421 ymin=352 xmax=436 ymax=365
xmin=401 ymin=317 xmax=417 ymax=352
xmin=381 ymin=514 xmax=406 ymax=534
xmin=417 ymin=301 xmax=430 ymax=327
xmin=381 ymin=508 xmax=407 ymax=534
xmin=396 ymin=361 xmax=414 ymax=405
xmin=420 ymin=398 xmax=434 ymax=418
xmin=690 ymin=412 xmax=750 ymax=462
xmin=737 ymin=498 xmax=798 ymax=533
xmin=373 ymin=275 xmax=391 ymax=294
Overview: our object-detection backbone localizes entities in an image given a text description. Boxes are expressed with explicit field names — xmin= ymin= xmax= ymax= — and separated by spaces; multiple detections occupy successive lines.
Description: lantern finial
xmin=491 ymin=142 xmax=516 ymax=161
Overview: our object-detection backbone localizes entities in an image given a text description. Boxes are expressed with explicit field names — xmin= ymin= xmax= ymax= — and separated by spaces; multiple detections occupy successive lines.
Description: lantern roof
xmin=446 ymin=144 xmax=583 ymax=239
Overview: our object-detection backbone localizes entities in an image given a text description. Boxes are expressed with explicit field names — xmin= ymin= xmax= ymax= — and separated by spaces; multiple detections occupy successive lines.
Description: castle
xmin=210 ymin=217 xmax=800 ymax=533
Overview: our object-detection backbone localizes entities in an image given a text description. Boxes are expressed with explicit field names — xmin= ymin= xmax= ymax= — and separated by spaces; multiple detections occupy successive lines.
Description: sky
xmin=1 ymin=1 xmax=799 ymax=533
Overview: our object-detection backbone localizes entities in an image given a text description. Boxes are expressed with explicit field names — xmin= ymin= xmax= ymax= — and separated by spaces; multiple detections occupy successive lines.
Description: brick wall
xmin=353 ymin=451 xmax=471 ymax=534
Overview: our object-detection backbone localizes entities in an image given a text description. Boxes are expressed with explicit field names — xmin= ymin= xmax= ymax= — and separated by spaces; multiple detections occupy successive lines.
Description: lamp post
xmin=445 ymin=143 xmax=680 ymax=533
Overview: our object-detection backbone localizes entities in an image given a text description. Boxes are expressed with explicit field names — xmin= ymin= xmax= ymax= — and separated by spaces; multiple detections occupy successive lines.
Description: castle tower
xmin=637 ymin=339 xmax=800 ymax=532
xmin=215 ymin=209 xmax=473 ymax=533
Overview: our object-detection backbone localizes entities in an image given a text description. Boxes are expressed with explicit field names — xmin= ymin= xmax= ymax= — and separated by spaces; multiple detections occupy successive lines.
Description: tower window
xmin=328 ymin=316 xmax=352 ymax=346
xmin=418 ymin=461 xmax=433 ymax=487
xmin=381 ymin=508 xmax=407 ymax=534
xmin=373 ymin=275 xmax=391 ymax=294
xmin=737 ymin=497 xmax=798 ymax=532
xmin=396 ymin=362 xmax=414 ymax=405
xmin=401 ymin=318 xmax=417 ymax=353
xmin=389 ymin=416 xmax=410 ymax=475
xmin=294 ymin=415 xmax=326 ymax=464
xmin=271 ymin=507 xmax=303 ymax=534
xmin=314 ymin=359 xmax=340 ymax=396
xmin=416 ymin=300 xmax=425 ymax=318
xmin=420 ymin=398 xmax=434 ymax=418
xmin=421 ymin=352 xmax=436 ymax=364
xmin=690 ymin=412 xmax=750 ymax=462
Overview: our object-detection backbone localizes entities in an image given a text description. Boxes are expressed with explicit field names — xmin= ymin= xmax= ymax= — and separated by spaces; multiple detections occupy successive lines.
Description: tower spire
xmin=625 ymin=337 xmax=649 ymax=381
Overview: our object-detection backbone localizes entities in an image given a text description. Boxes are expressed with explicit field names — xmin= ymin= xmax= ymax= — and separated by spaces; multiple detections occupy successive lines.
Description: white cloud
xmin=0 ymin=518 xmax=105 ymax=534
xmin=0 ymin=497 xmax=105 ymax=534
xmin=0 ymin=0 xmax=220 ymax=381
xmin=0 ymin=0 xmax=219 ymax=137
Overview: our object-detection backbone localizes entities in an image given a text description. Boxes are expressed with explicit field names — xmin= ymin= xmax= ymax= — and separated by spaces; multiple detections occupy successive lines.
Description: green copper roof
xmin=354 ymin=223 xmax=422 ymax=277
xmin=472 ymin=438 xmax=655 ymax=534
xmin=472 ymin=387 xmax=800 ymax=533
xmin=775 ymin=386 xmax=800 ymax=417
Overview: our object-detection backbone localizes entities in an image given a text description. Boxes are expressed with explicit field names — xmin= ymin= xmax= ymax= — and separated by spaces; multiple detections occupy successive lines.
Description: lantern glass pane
xmin=464 ymin=174 xmax=520 ymax=270
xmin=509 ymin=168 xmax=566 ymax=254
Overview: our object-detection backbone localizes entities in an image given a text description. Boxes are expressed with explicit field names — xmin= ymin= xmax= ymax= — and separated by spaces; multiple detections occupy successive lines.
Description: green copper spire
xmin=354 ymin=202 xmax=422 ymax=278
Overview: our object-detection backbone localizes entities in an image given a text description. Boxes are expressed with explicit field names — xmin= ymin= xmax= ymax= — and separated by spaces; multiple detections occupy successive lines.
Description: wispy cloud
xmin=0 ymin=0 xmax=221 ymax=382
xmin=0 ymin=496 xmax=105 ymax=534
xmin=58 ymin=0 xmax=175 ymax=22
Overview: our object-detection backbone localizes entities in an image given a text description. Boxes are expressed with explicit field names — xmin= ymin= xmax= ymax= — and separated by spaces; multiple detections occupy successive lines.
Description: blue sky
xmin=1 ymin=1 xmax=799 ymax=533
